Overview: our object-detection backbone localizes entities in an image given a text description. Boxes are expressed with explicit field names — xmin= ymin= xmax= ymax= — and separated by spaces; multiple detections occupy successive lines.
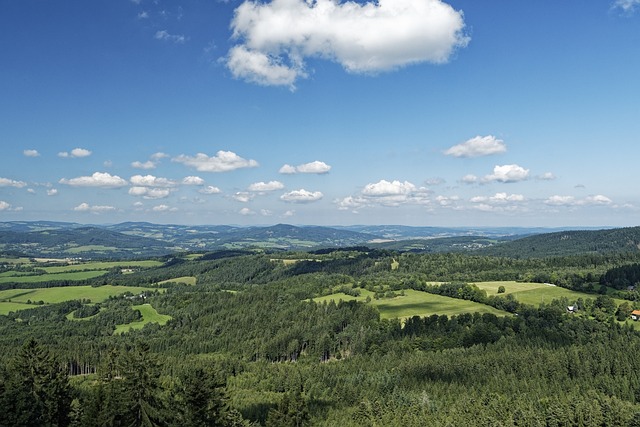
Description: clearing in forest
xmin=113 ymin=303 xmax=172 ymax=334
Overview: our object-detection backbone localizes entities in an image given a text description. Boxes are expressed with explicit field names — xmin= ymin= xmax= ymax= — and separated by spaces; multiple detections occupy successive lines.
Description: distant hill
xmin=476 ymin=226 xmax=640 ymax=258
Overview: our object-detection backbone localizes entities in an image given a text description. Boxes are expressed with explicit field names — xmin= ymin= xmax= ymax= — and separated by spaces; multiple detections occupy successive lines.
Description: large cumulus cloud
xmin=226 ymin=0 xmax=469 ymax=87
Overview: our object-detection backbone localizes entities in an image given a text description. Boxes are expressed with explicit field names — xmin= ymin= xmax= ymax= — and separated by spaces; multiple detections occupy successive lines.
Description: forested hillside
xmin=3 ymin=244 xmax=640 ymax=425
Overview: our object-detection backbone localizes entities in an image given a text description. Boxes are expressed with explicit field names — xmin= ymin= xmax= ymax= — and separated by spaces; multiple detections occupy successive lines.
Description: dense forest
xmin=4 ymin=243 xmax=640 ymax=425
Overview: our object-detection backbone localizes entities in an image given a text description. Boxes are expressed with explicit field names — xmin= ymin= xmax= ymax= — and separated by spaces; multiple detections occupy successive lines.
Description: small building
xmin=566 ymin=306 xmax=577 ymax=314
xmin=630 ymin=310 xmax=640 ymax=321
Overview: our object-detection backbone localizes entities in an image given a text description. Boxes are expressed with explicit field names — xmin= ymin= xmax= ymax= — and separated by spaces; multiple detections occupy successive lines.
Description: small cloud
xmin=470 ymin=192 xmax=525 ymax=204
xmin=335 ymin=196 xmax=367 ymax=211
xmin=155 ymin=30 xmax=188 ymax=44
xmin=132 ymin=160 xmax=157 ymax=170
xmin=444 ymin=135 xmax=506 ymax=158
xmin=461 ymin=174 xmax=478 ymax=184
xmin=151 ymin=152 xmax=169 ymax=160
xmin=0 ymin=201 xmax=11 ymax=211
xmin=103 ymin=160 xmax=113 ymax=168
xmin=152 ymin=204 xmax=176 ymax=212
xmin=58 ymin=148 xmax=92 ymax=158
xmin=0 ymin=177 xmax=27 ymax=188
xmin=483 ymin=164 xmax=529 ymax=183
xmin=232 ymin=192 xmax=254 ymax=203
xmin=74 ymin=202 xmax=116 ymax=213
xmin=248 ymin=180 xmax=285 ymax=192
xmin=435 ymin=195 xmax=460 ymax=207
xmin=27 ymin=188 xmax=36 ymax=194
xmin=613 ymin=0 xmax=640 ymax=13
xmin=537 ymin=172 xmax=556 ymax=181
xmin=239 ymin=207 xmax=255 ymax=216
xmin=279 ymin=164 xmax=298 ymax=174
xmin=425 ymin=178 xmax=445 ymax=186
xmin=280 ymin=189 xmax=323 ymax=203
xmin=283 ymin=210 xmax=295 ymax=217
xmin=279 ymin=161 xmax=331 ymax=174
xmin=138 ymin=11 xmax=149 ymax=19
xmin=544 ymin=194 xmax=612 ymax=207
xmin=575 ymin=184 xmax=586 ymax=189
xmin=260 ymin=209 xmax=273 ymax=216
xmin=23 ymin=149 xmax=40 ymax=157
xmin=173 ymin=151 xmax=259 ymax=172
xmin=59 ymin=172 xmax=128 ymax=188
xmin=130 ymin=175 xmax=177 ymax=187
xmin=199 ymin=186 xmax=222 ymax=195
xmin=362 ymin=180 xmax=416 ymax=197
xmin=128 ymin=187 xmax=172 ymax=199
xmin=47 ymin=189 xmax=58 ymax=196
xmin=182 ymin=176 xmax=205 ymax=186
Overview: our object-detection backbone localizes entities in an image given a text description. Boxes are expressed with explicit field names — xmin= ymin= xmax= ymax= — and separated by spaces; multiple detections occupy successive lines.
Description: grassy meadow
xmin=0 ymin=285 xmax=162 ymax=315
xmin=312 ymin=288 xmax=507 ymax=319
xmin=114 ymin=303 xmax=172 ymax=334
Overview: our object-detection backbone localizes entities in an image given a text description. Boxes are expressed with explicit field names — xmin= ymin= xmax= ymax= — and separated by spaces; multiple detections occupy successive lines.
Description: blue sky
xmin=1 ymin=0 xmax=639 ymax=227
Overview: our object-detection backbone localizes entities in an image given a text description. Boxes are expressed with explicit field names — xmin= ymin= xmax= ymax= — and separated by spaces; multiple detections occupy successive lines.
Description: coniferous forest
xmin=4 ymin=244 xmax=640 ymax=426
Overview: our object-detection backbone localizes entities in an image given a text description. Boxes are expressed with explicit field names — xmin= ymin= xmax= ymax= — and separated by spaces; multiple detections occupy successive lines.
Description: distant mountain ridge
xmin=0 ymin=221 xmax=631 ymax=259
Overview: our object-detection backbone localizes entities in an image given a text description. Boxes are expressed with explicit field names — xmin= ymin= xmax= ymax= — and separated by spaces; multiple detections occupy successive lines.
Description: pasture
xmin=157 ymin=276 xmax=197 ymax=286
xmin=471 ymin=281 xmax=622 ymax=307
xmin=0 ymin=285 xmax=162 ymax=315
xmin=312 ymin=289 xmax=507 ymax=319
xmin=0 ymin=270 xmax=107 ymax=284
xmin=114 ymin=303 xmax=172 ymax=334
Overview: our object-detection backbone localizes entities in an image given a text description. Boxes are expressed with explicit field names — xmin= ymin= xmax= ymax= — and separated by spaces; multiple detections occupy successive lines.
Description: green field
xmin=42 ymin=260 xmax=163 ymax=274
xmin=0 ymin=270 xmax=108 ymax=284
xmin=0 ymin=285 xmax=162 ymax=315
xmin=472 ymin=281 xmax=623 ymax=307
xmin=157 ymin=276 xmax=197 ymax=286
xmin=312 ymin=289 xmax=507 ymax=319
xmin=114 ymin=303 xmax=172 ymax=334
xmin=65 ymin=245 xmax=118 ymax=254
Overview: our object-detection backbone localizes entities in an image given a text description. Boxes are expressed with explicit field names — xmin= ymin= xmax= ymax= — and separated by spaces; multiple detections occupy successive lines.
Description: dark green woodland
xmin=4 ymin=225 xmax=640 ymax=425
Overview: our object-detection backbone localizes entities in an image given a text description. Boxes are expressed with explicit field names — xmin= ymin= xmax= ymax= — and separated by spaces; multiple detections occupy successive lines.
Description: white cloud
xmin=130 ymin=175 xmax=177 ymax=187
xmin=537 ymin=172 xmax=556 ymax=181
xmin=47 ymin=189 xmax=58 ymax=196
xmin=461 ymin=174 xmax=478 ymax=184
xmin=296 ymin=161 xmax=331 ymax=174
xmin=444 ymin=135 xmax=506 ymax=158
xmin=58 ymin=148 xmax=92 ymax=158
xmin=227 ymin=0 xmax=469 ymax=87
xmin=155 ymin=30 xmax=187 ymax=44
xmin=614 ymin=0 xmax=640 ymax=12
xmin=23 ymin=149 xmax=40 ymax=157
xmin=239 ymin=207 xmax=256 ymax=215
xmin=199 ymin=186 xmax=222 ymax=195
xmin=59 ymin=172 xmax=128 ymax=188
xmin=138 ymin=11 xmax=149 ymax=19
xmin=544 ymin=194 xmax=613 ymax=207
xmin=232 ymin=192 xmax=255 ymax=203
xmin=425 ymin=177 xmax=445 ymax=186
xmin=73 ymin=202 xmax=116 ymax=213
xmin=173 ymin=151 xmax=259 ymax=172
xmin=132 ymin=160 xmax=156 ymax=170
xmin=283 ymin=210 xmax=295 ymax=217
xmin=470 ymin=192 xmax=525 ymax=204
xmin=279 ymin=161 xmax=331 ymax=174
xmin=151 ymin=152 xmax=169 ymax=160
xmin=0 ymin=177 xmax=27 ymax=188
xmin=0 ymin=201 xmax=11 ymax=211
xmin=248 ymin=180 xmax=285 ymax=192
xmin=335 ymin=196 xmax=367 ymax=211
xmin=279 ymin=164 xmax=298 ymax=174
xmin=128 ymin=187 xmax=172 ymax=199
xmin=435 ymin=195 xmax=459 ymax=207
xmin=152 ymin=204 xmax=177 ymax=212
xmin=280 ymin=189 xmax=323 ymax=203
xmin=483 ymin=164 xmax=529 ymax=183
xmin=27 ymin=188 xmax=36 ymax=194
xmin=362 ymin=179 xmax=416 ymax=196
xmin=260 ymin=209 xmax=273 ymax=216
xmin=182 ymin=176 xmax=205 ymax=186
